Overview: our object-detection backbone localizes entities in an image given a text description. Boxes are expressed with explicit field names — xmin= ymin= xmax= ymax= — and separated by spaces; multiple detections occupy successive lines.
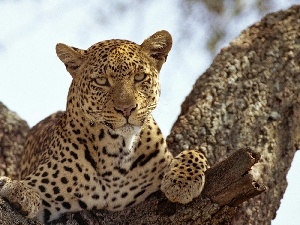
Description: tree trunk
xmin=167 ymin=5 xmax=300 ymax=224
xmin=0 ymin=5 xmax=299 ymax=225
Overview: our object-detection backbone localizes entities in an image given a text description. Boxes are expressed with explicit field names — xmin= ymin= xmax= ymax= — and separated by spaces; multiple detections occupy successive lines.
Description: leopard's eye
xmin=134 ymin=73 xmax=147 ymax=82
xmin=94 ymin=77 xmax=109 ymax=86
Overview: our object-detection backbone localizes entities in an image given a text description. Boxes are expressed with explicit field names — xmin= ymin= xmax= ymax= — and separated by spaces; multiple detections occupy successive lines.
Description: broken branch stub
xmin=203 ymin=148 xmax=266 ymax=207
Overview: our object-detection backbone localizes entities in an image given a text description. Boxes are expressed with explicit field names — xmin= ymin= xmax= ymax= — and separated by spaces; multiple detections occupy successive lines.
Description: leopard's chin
xmin=114 ymin=124 xmax=141 ymax=137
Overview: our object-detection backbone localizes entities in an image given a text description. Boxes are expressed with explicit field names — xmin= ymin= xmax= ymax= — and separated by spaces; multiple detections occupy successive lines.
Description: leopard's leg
xmin=0 ymin=176 xmax=41 ymax=218
xmin=161 ymin=150 xmax=209 ymax=204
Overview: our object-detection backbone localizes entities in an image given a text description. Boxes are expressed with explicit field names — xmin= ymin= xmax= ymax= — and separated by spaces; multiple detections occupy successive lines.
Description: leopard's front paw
xmin=161 ymin=150 xmax=208 ymax=204
xmin=0 ymin=176 xmax=41 ymax=218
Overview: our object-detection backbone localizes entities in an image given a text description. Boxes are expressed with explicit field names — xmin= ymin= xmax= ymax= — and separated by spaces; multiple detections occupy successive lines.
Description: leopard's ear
xmin=56 ymin=43 xmax=86 ymax=78
xmin=141 ymin=30 xmax=172 ymax=71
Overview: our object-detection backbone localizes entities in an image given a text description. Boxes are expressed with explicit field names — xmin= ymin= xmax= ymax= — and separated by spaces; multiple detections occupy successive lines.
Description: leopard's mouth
xmin=87 ymin=110 xmax=143 ymax=133
xmin=101 ymin=121 xmax=139 ymax=135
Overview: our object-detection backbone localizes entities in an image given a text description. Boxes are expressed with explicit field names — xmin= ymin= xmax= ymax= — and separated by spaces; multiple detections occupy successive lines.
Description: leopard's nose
xmin=114 ymin=104 xmax=137 ymax=117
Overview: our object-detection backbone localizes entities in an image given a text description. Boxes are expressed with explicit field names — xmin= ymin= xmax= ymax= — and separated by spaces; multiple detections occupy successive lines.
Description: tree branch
xmin=167 ymin=5 xmax=300 ymax=224
xmin=203 ymin=148 xmax=265 ymax=207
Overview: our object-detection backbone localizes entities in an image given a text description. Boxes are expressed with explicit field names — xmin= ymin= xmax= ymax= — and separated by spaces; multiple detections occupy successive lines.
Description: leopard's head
xmin=56 ymin=30 xmax=172 ymax=136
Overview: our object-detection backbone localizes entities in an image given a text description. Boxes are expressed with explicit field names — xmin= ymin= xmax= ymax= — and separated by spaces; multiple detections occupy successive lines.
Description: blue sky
xmin=0 ymin=1 xmax=299 ymax=224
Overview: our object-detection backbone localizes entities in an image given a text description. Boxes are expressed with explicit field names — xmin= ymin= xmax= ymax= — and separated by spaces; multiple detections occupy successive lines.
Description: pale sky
xmin=0 ymin=1 xmax=299 ymax=224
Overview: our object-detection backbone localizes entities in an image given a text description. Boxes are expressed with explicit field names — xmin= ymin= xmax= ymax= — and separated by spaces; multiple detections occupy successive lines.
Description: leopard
xmin=0 ymin=30 xmax=208 ymax=223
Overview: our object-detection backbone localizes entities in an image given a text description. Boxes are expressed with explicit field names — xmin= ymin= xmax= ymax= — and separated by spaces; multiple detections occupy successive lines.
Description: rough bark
xmin=0 ymin=102 xmax=29 ymax=179
xmin=167 ymin=5 xmax=300 ymax=224
xmin=0 ymin=5 xmax=299 ymax=225
xmin=0 ymin=103 xmax=40 ymax=225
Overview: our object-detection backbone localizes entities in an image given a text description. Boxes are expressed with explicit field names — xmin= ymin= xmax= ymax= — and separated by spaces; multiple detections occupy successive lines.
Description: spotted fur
xmin=0 ymin=30 xmax=208 ymax=223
